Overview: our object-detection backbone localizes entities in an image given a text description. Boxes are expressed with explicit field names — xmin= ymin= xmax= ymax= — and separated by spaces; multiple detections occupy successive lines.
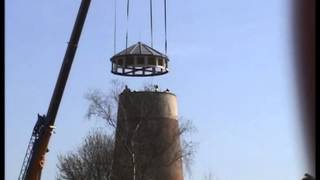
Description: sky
xmin=5 ymin=0 xmax=308 ymax=179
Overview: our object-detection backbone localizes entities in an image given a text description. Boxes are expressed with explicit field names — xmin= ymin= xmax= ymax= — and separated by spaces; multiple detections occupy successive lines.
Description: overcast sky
xmin=5 ymin=0 xmax=308 ymax=179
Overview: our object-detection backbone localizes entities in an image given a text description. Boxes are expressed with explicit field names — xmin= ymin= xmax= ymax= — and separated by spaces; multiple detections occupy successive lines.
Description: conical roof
xmin=110 ymin=41 xmax=169 ymax=77
xmin=111 ymin=42 xmax=168 ymax=59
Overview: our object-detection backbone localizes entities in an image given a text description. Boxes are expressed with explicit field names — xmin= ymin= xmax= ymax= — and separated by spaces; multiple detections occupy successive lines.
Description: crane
xmin=18 ymin=0 xmax=91 ymax=179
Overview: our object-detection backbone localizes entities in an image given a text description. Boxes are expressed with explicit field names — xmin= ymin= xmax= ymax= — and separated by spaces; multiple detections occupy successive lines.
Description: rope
xmin=113 ymin=0 xmax=117 ymax=54
xmin=126 ymin=0 xmax=130 ymax=51
xmin=164 ymin=0 xmax=167 ymax=54
xmin=150 ymin=0 xmax=153 ymax=47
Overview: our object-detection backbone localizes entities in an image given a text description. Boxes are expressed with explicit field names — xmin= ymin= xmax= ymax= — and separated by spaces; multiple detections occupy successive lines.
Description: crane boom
xmin=18 ymin=115 xmax=47 ymax=180
xmin=18 ymin=0 xmax=91 ymax=179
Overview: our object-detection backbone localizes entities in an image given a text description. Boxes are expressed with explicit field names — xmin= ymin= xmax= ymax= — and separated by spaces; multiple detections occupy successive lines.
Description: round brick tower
xmin=111 ymin=88 xmax=183 ymax=180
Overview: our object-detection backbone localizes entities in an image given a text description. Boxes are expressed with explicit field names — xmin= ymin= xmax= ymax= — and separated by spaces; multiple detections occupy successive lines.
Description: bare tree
xmin=56 ymin=129 xmax=114 ymax=180
xmin=204 ymin=172 xmax=213 ymax=180
xmin=202 ymin=171 xmax=221 ymax=180
xmin=85 ymin=79 xmax=197 ymax=180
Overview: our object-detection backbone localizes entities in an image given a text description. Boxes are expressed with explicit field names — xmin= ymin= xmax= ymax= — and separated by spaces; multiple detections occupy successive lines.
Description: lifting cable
xmin=164 ymin=0 xmax=167 ymax=54
xmin=113 ymin=0 xmax=117 ymax=54
xmin=126 ymin=0 xmax=130 ymax=51
xmin=122 ymin=0 xmax=167 ymax=54
xmin=150 ymin=0 xmax=153 ymax=48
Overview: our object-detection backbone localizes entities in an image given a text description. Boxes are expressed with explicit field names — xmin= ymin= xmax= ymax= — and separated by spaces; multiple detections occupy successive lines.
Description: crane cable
xmin=126 ymin=0 xmax=130 ymax=52
xmin=122 ymin=0 xmax=167 ymax=54
xmin=164 ymin=0 xmax=167 ymax=54
xmin=150 ymin=0 xmax=153 ymax=48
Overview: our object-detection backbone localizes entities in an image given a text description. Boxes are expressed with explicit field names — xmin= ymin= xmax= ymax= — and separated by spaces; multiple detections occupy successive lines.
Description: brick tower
xmin=111 ymin=88 xmax=183 ymax=180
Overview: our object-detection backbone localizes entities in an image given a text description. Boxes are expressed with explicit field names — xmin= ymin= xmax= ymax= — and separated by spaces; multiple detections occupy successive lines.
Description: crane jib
xmin=18 ymin=0 xmax=92 ymax=179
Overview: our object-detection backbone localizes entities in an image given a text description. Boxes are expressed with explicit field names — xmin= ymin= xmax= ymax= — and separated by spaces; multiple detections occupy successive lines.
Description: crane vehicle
xmin=18 ymin=0 xmax=91 ymax=179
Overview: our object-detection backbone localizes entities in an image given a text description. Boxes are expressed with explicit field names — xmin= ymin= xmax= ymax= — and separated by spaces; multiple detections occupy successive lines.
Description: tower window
xmin=148 ymin=57 xmax=157 ymax=66
xmin=126 ymin=56 xmax=134 ymax=66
